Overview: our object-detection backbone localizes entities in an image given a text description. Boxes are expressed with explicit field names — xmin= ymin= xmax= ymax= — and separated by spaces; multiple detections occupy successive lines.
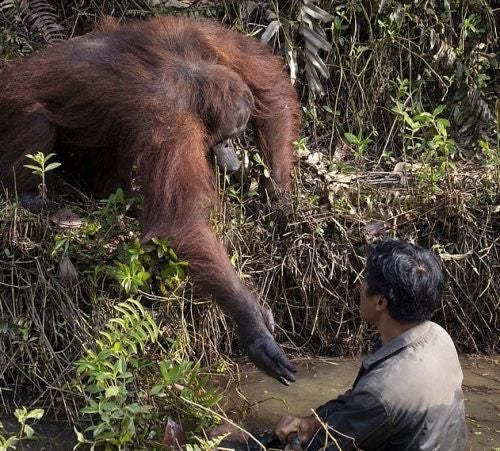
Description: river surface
xmin=223 ymin=356 xmax=500 ymax=450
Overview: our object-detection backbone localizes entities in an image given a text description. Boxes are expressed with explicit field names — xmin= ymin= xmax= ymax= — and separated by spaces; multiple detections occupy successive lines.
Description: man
xmin=275 ymin=238 xmax=467 ymax=450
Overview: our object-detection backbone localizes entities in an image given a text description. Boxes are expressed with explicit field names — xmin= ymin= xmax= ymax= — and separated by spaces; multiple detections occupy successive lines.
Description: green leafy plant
xmin=251 ymin=152 xmax=271 ymax=179
xmin=115 ymin=259 xmax=151 ymax=294
xmin=393 ymin=101 xmax=457 ymax=193
xmin=74 ymin=299 xmax=158 ymax=449
xmin=293 ymin=137 xmax=309 ymax=156
xmin=99 ymin=188 xmax=126 ymax=217
xmin=74 ymin=299 xmax=222 ymax=450
xmin=0 ymin=407 xmax=44 ymax=450
xmin=153 ymin=238 xmax=189 ymax=290
xmin=114 ymin=239 xmax=188 ymax=295
xmin=344 ymin=132 xmax=373 ymax=160
xmin=24 ymin=152 xmax=61 ymax=202
xmin=479 ymin=139 xmax=500 ymax=190
xmin=188 ymin=434 xmax=227 ymax=451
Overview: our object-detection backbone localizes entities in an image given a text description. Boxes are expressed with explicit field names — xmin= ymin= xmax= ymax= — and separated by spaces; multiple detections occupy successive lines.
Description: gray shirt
xmin=308 ymin=321 xmax=467 ymax=450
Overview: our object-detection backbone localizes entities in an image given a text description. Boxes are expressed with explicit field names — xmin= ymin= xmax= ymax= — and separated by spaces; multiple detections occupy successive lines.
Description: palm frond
xmin=299 ymin=0 xmax=333 ymax=95
xmin=20 ymin=0 xmax=63 ymax=43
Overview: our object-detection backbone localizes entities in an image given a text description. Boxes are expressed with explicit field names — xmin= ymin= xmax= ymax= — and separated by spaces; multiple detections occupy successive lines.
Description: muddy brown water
xmin=223 ymin=356 xmax=500 ymax=451
xmin=3 ymin=356 xmax=499 ymax=449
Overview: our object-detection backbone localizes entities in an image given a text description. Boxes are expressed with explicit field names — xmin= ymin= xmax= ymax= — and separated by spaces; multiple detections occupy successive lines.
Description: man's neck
xmin=377 ymin=315 xmax=419 ymax=344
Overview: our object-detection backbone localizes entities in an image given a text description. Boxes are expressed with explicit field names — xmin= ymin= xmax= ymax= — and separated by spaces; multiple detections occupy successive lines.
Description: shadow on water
xmin=223 ymin=356 xmax=500 ymax=451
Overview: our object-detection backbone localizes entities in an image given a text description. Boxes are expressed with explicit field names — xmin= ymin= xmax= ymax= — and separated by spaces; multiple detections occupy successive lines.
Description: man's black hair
xmin=364 ymin=238 xmax=444 ymax=323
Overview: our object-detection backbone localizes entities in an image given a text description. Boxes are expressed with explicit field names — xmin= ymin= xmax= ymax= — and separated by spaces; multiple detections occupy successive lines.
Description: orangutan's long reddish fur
xmin=0 ymin=16 xmax=301 ymax=380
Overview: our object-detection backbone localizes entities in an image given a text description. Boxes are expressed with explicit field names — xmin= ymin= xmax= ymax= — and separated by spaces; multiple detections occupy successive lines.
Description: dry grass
xmin=0 ymin=154 xmax=498 ymax=417
xmin=219 ymin=156 xmax=499 ymax=357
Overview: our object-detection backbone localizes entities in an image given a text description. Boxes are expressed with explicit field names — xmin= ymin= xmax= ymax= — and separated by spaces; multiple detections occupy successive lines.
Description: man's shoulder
xmin=404 ymin=320 xmax=456 ymax=351
xmin=365 ymin=321 xmax=457 ymax=366
xmin=427 ymin=320 xmax=455 ymax=342
xmin=357 ymin=321 xmax=463 ymax=407
xmin=419 ymin=321 xmax=461 ymax=362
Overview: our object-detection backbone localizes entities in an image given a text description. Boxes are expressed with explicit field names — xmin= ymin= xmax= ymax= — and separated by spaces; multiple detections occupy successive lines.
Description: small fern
xmin=102 ymin=298 xmax=159 ymax=353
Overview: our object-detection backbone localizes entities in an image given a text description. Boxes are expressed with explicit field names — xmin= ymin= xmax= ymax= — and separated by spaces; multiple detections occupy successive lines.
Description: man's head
xmin=360 ymin=238 xmax=444 ymax=324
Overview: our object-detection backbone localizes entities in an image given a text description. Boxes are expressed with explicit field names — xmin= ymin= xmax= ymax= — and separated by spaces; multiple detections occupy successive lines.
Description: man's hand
xmin=275 ymin=414 xmax=321 ymax=446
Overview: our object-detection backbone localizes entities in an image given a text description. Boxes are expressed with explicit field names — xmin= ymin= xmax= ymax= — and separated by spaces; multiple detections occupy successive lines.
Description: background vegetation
xmin=0 ymin=0 xmax=498 ymax=448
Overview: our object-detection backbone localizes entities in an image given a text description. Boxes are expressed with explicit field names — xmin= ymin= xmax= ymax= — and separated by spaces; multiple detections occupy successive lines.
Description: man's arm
xmin=310 ymin=390 xmax=390 ymax=450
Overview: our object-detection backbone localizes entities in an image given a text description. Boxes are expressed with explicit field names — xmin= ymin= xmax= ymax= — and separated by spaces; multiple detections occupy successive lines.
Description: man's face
xmin=359 ymin=279 xmax=381 ymax=324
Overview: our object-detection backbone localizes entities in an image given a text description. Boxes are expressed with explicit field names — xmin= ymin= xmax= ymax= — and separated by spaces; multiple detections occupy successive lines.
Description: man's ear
xmin=375 ymin=296 xmax=388 ymax=311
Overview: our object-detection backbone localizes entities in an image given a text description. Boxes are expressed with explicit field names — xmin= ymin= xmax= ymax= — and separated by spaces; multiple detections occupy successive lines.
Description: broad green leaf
xmin=23 ymin=164 xmax=42 ymax=172
xmin=45 ymin=162 xmax=61 ymax=171
xmin=344 ymin=132 xmax=358 ymax=144
xmin=74 ymin=427 xmax=86 ymax=443
xmin=436 ymin=118 xmax=450 ymax=128
xmin=24 ymin=425 xmax=35 ymax=438
xmin=433 ymin=105 xmax=446 ymax=116
xmin=105 ymin=386 xmax=121 ymax=398
xmin=412 ymin=112 xmax=433 ymax=122
xmin=25 ymin=408 xmax=44 ymax=420
xmin=149 ymin=385 xmax=164 ymax=396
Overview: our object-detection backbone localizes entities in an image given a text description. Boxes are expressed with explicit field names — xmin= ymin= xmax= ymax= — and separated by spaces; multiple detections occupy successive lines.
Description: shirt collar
xmin=362 ymin=321 xmax=432 ymax=370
